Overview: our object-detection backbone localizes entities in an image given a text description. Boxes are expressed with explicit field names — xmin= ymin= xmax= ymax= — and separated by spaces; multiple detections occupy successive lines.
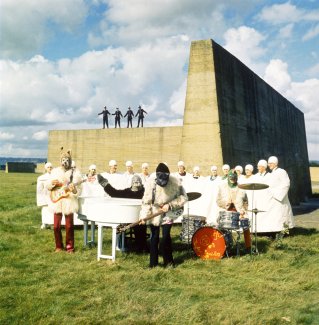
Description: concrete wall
xmin=47 ymin=39 xmax=311 ymax=204
xmin=212 ymin=40 xmax=311 ymax=204
xmin=48 ymin=127 xmax=183 ymax=174
xmin=180 ymin=39 xmax=224 ymax=173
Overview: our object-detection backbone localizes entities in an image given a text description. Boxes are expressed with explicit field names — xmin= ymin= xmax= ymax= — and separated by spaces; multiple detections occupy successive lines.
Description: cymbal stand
xmin=250 ymin=188 xmax=259 ymax=255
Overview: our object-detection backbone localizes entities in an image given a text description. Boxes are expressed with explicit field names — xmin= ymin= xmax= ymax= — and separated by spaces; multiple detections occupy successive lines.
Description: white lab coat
xmin=253 ymin=168 xmax=294 ymax=232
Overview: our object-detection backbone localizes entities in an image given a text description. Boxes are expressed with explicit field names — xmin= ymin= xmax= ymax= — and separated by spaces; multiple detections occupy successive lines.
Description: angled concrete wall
xmin=48 ymin=39 xmax=312 ymax=204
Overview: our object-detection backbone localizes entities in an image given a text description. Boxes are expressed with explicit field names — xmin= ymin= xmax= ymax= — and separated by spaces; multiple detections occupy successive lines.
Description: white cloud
xmin=302 ymin=23 xmax=319 ymax=41
xmin=0 ymin=131 xmax=14 ymax=140
xmin=264 ymin=59 xmax=292 ymax=94
xmin=169 ymin=79 xmax=187 ymax=116
xmin=0 ymin=0 xmax=88 ymax=59
xmin=263 ymin=60 xmax=319 ymax=160
xmin=258 ymin=2 xmax=304 ymax=24
xmin=279 ymin=23 xmax=294 ymax=38
xmin=88 ymin=0 xmax=230 ymax=48
xmin=32 ymin=131 xmax=48 ymax=141
xmin=223 ymin=26 xmax=266 ymax=74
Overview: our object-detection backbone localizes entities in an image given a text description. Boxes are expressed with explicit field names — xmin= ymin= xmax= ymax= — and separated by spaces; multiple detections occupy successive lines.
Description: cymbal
xmin=247 ymin=209 xmax=266 ymax=213
xmin=238 ymin=183 xmax=269 ymax=190
xmin=187 ymin=192 xmax=202 ymax=201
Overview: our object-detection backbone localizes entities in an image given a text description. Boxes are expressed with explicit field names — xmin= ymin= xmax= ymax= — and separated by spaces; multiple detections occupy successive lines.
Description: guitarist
xmin=139 ymin=163 xmax=188 ymax=268
xmin=47 ymin=148 xmax=82 ymax=253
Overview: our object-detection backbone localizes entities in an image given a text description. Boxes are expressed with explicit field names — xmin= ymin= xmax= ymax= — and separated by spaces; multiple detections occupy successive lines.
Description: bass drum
xmin=192 ymin=227 xmax=232 ymax=260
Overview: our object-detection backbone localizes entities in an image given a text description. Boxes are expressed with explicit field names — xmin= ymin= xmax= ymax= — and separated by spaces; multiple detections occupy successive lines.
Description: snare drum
xmin=192 ymin=227 xmax=233 ymax=260
xmin=218 ymin=211 xmax=240 ymax=229
xmin=180 ymin=215 xmax=206 ymax=243
xmin=239 ymin=218 xmax=250 ymax=230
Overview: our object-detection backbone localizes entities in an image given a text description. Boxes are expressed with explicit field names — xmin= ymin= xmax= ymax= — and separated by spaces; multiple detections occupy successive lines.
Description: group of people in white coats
xmin=36 ymin=154 xmax=294 ymax=261
xmin=171 ymin=158 xmax=294 ymax=235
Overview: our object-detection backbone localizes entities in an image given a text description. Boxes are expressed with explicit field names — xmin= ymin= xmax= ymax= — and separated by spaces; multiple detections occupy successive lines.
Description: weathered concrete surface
xmin=48 ymin=127 xmax=183 ymax=173
xmin=48 ymin=39 xmax=311 ymax=205
xmin=180 ymin=40 xmax=224 ymax=171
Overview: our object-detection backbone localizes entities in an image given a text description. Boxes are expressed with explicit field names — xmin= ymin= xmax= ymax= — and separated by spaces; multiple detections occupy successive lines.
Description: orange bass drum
xmin=192 ymin=227 xmax=232 ymax=260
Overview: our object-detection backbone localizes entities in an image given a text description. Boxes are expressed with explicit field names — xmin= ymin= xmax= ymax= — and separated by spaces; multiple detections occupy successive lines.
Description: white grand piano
xmin=78 ymin=196 xmax=142 ymax=261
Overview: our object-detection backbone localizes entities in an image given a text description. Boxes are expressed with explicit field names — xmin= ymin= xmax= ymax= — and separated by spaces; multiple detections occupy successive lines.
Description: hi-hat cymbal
xmin=247 ymin=209 xmax=266 ymax=213
xmin=238 ymin=183 xmax=269 ymax=190
xmin=187 ymin=192 xmax=202 ymax=201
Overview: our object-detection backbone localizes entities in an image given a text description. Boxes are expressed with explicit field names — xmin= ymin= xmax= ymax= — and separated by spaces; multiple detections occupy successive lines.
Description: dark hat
xmin=156 ymin=163 xmax=170 ymax=174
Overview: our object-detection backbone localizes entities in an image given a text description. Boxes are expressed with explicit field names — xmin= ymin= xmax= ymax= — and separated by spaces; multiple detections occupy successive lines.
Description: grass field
xmin=0 ymin=172 xmax=319 ymax=325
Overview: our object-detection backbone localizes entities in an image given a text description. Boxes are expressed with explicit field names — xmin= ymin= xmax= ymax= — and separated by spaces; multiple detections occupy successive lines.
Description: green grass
xmin=0 ymin=171 xmax=319 ymax=324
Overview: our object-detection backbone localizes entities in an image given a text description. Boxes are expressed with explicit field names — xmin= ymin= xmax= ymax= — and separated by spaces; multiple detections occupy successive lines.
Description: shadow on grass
xmin=289 ymin=227 xmax=319 ymax=236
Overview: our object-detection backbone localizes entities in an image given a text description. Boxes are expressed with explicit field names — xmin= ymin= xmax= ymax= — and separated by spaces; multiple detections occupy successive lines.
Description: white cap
xmin=125 ymin=160 xmax=133 ymax=167
xmin=268 ymin=156 xmax=278 ymax=164
xmin=235 ymin=165 xmax=243 ymax=173
xmin=71 ymin=161 xmax=76 ymax=168
xmin=109 ymin=160 xmax=117 ymax=166
xmin=257 ymin=160 xmax=267 ymax=168
xmin=245 ymin=164 xmax=254 ymax=171
xmin=142 ymin=163 xmax=149 ymax=168
xmin=177 ymin=161 xmax=185 ymax=167
xmin=89 ymin=164 xmax=96 ymax=170
xmin=222 ymin=164 xmax=230 ymax=170
xmin=193 ymin=166 xmax=200 ymax=172
xmin=45 ymin=162 xmax=52 ymax=169
xmin=210 ymin=165 xmax=218 ymax=171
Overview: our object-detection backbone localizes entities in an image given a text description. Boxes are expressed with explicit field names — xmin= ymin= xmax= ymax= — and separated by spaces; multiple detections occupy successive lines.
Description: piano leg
xmin=90 ymin=221 xmax=96 ymax=246
xmin=97 ymin=224 xmax=103 ymax=261
xmin=83 ymin=220 xmax=89 ymax=246
xmin=111 ymin=225 xmax=117 ymax=262
xmin=96 ymin=223 xmax=120 ymax=262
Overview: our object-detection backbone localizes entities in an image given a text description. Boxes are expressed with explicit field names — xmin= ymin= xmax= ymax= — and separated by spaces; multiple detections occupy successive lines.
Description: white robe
xmin=253 ymin=168 xmax=294 ymax=232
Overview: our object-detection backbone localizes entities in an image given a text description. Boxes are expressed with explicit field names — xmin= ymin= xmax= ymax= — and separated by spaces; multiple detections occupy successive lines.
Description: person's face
xmin=126 ymin=166 xmax=133 ymax=174
xmin=142 ymin=166 xmax=149 ymax=175
xmin=235 ymin=169 xmax=242 ymax=176
xmin=46 ymin=166 xmax=53 ymax=173
xmin=211 ymin=169 xmax=217 ymax=176
xmin=245 ymin=169 xmax=253 ymax=176
xmin=223 ymin=168 xmax=229 ymax=175
xmin=193 ymin=169 xmax=200 ymax=177
xmin=110 ymin=164 xmax=117 ymax=173
xmin=268 ymin=162 xmax=276 ymax=170
xmin=178 ymin=166 xmax=185 ymax=174
xmin=257 ymin=165 xmax=266 ymax=173
xmin=89 ymin=168 xmax=96 ymax=176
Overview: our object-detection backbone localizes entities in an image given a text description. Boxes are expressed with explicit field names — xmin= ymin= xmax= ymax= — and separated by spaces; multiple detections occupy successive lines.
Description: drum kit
xmin=182 ymin=182 xmax=269 ymax=260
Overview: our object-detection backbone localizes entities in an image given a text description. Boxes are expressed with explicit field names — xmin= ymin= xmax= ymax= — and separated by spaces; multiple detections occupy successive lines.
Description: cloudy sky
xmin=0 ymin=0 xmax=318 ymax=160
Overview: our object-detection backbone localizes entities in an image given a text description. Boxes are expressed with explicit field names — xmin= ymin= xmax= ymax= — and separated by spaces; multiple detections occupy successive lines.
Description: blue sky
xmin=0 ymin=0 xmax=318 ymax=161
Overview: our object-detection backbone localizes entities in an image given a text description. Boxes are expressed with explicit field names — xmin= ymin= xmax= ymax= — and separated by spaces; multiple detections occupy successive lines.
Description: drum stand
xmin=250 ymin=208 xmax=259 ymax=255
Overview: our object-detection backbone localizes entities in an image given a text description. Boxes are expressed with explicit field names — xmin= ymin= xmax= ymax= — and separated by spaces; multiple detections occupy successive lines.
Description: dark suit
xmin=112 ymin=110 xmax=123 ymax=128
xmin=135 ymin=108 xmax=147 ymax=127
xmin=98 ymin=109 xmax=111 ymax=128
xmin=124 ymin=109 xmax=134 ymax=128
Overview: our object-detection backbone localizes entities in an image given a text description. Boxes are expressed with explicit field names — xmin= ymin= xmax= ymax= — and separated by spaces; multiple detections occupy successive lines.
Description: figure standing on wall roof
xmin=98 ymin=106 xmax=111 ymax=129
xmin=124 ymin=107 xmax=134 ymax=128
xmin=135 ymin=105 xmax=147 ymax=128
xmin=113 ymin=107 xmax=123 ymax=128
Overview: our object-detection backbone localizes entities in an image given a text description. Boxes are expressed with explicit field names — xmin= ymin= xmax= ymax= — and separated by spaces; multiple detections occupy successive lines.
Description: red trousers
xmin=54 ymin=213 xmax=74 ymax=251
